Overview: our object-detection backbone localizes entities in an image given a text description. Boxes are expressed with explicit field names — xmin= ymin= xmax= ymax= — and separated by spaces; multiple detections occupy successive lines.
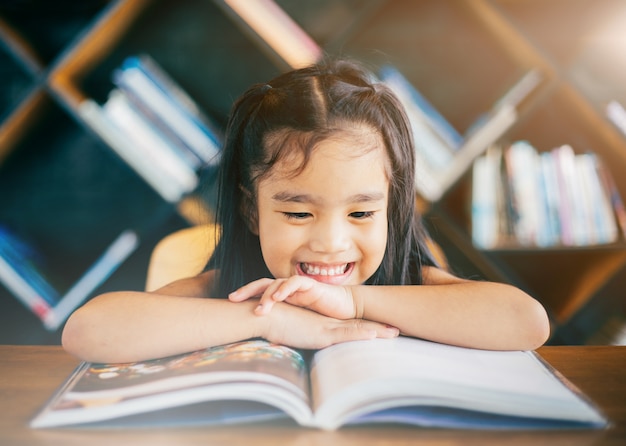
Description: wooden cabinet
xmin=0 ymin=0 xmax=624 ymax=343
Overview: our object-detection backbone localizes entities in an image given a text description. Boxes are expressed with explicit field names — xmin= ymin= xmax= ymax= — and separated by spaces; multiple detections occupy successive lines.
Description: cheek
xmin=258 ymin=224 xmax=299 ymax=276
xmin=361 ymin=219 xmax=388 ymax=271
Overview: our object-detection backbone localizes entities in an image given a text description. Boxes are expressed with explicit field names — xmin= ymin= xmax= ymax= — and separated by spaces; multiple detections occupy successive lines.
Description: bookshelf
xmin=0 ymin=0 xmax=624 ymax=344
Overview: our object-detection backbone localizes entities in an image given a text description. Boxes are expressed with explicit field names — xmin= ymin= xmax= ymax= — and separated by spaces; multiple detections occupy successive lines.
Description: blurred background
xmin=0 ymin=0 xmax=625 ymax=346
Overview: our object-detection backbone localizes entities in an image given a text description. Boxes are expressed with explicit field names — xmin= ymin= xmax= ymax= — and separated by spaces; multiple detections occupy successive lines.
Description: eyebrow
xmin=271 ymin=191 xmax=386 ymax=204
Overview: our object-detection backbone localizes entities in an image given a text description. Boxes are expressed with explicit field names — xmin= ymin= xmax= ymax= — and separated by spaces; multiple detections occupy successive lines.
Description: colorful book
xmin=471 ymin=146 xmax=500 ymax=249
xmin=0 ymin=228 xmax=138 ymax=330
xmin=576 ymin=153 xmax=617 ymax=245
xmin=504 ymin=141 xmax=546 ymax=246
xmin=538 ymin=151 xmax=563 ymax=246
xmin=379 ymin=67 xmax=455 ymax=174
xmin=594 ymin=154 xmax=626 ymax=239
xmin=102 ymin=89 xmax=199 ymax=194
xmin=115 ymin=55 xmax=222 ymax=167
xmin=379 ymin=65 xmax=464 ymax=151
xmin=553 ymin=145 xmax=589 ymax=246
xmin=30 ymin=337 xmax=606 ymax=430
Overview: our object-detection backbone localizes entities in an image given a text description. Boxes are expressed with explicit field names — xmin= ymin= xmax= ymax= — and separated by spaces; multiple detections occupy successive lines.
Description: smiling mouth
xmin=299 ymin=262 xmax=352 ymax=277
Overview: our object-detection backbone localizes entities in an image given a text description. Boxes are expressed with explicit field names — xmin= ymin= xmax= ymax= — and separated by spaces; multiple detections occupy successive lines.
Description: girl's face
xmin=253 ymin=127 xmax=390 ymax=285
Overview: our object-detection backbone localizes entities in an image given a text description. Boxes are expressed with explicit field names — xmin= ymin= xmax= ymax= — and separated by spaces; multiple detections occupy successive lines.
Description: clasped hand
xmin=229 ymin=275 xmax=357 ymax=319
xmin=228 ymin=276 xmax=399 ymax=349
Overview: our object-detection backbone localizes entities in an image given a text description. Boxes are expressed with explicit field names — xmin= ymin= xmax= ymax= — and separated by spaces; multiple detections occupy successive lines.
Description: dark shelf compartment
xmin=75 ymin=0 xmax=283 ymax=128
xmin=0 ymin=0 xmax=110 ymax=67
xmin=0 ymin=100 xmax=181 ymax=289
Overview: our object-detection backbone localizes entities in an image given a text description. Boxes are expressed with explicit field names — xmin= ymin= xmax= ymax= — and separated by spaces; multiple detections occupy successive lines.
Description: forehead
xmin=258 ymin=127 xmax=390 ymax=205
xmin=263 ymin=124 xmax=389 ymax=179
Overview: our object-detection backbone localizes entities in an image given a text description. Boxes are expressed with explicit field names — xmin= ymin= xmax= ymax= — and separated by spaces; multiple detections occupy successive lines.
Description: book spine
xmin=379 ymin=65 xmax=463 ymax=150
xmin=78 ymin=99 xmax=186 ymax=203
xmin=0 ymin=245 xmax=59 ymax=306
xmin=45 ymin=230 xmax=139 ymax=330
xmin=594 ymin=155 xmax=626 ymax=239
xmin=117 ymin=55 xmax=222 ymax=165
xmin=575 ymin=155 xmax=601 ymax=245
xmin=378 ymin=68 xmax=454 ymax=172
xmin=103 ymin=89 xmax=199 ymax=192
xmin=0 ymin=227 xmax=61 ymax=306
xmin=116 ymin=83 xmax=205 ymax=171
xmin=504 ymin=141 xmax=545 ymax=246
xmin=0 ymin=254 xmax=52 ymax=321
xmin=471 ymin=147 xmax=500 ymax=249
xmin=582 ymin=153 xmax=618 ymax=244
xmin=538 ymin=152 xmax=563 ymax=246
xmin=555 ymin=145 xmax=589 ymax=246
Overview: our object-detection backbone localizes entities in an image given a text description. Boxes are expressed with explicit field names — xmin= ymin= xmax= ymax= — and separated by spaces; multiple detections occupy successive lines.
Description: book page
xmin=32 ymin=340 xmax=312 ymax=428
xmin=310 ymin=337 xmax=605 ymax=429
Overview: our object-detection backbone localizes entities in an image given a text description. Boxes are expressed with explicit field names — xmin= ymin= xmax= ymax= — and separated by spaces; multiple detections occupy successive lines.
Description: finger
xmin=229 ymin=278 xmax=274 ymax=302
xmin=331 ymin=320 xmax=399 ymax=344
xmin=254 ymin=279 xmax=292 ymax=315
xmin=375 ymin=324 xmax=400 ymax=339
xmin=256 ymin=277 xmax=313 ymax=315
xmin=270 ymin=276 xmax=315 ymax=303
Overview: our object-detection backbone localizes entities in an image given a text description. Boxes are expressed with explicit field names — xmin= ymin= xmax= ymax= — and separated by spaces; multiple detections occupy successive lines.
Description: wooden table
xmin=1 ymin=345 xmax=624 ymax=445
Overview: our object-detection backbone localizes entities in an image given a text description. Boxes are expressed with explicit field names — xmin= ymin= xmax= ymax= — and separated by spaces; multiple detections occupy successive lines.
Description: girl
xmin=62 ymin=59 xmax=550 ymax=363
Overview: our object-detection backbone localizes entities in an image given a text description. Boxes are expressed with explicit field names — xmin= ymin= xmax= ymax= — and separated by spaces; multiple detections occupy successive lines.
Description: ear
xmin=239 ymin=185 xmax=259 ymax=235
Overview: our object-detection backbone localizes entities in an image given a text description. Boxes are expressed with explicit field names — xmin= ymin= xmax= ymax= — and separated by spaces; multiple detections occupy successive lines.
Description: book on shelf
xmin=378 ymin=65 xmax=457 ymax=196
xmin=538 ymin=151 xmax=563 ymax=246
xmin=102 ymin=89 xmax=199 ymax=193
xmin=504 ymin=141 xmax=547 ymax=247
xmin=115 ymin=84 xmax=205 ymax=171
xmin=0 ymin=227 xmax=138 ymax=330
xmin=472 ymin=142 xmax=624 ymax=249
xmin=379 ymin=64 xmax=464 ymax=152
xmin=594 ymin=155 xmax=626 ymax=237
xmin=30 ymin=337 xmax=606 ymax=430
xmin=114 ymin=54 xmax=222 ymax=167
xmin=379 ymin=66 xmax=540 ymax=202
xmin=78 ymin=99 xmax=186 ymax=203
xmin=471 ymin=146 xmax=500 ymax=249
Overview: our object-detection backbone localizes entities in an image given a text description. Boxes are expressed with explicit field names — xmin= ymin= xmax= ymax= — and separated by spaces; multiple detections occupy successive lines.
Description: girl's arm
xmin=351 ymin=266 xmax=551 ymax=351
xmin=62 ymin=271 xmax=398 ymax=363
xmin=233 ymin=267 xmax=550 ymax=351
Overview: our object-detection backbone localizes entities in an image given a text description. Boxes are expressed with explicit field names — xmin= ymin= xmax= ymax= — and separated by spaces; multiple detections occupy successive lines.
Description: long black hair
xmin=206 ymin=59 xmax=437 ymax=296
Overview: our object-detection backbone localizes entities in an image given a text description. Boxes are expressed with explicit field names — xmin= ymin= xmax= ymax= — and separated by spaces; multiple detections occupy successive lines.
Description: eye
xmin=349 ymin=211 xmax=375 ymax=219
xmin=283 ymin=212 xmax=312 ymax=220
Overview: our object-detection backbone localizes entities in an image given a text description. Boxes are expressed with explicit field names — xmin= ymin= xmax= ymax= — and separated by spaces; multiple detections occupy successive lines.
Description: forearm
xmin=353 ymin=281 xmax=550 ymax=351
xmin=62 ymin=292 xmax=264 ymax=363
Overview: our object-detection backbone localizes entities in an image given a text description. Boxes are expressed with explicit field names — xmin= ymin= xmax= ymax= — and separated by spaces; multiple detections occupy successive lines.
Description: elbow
xmin=62 ymin=298 xmax=114 ymax=363
xmin=61 ymin=307 xmax=94 ymax=361
xmin=518 ymin=297 xmax=551 ymax=351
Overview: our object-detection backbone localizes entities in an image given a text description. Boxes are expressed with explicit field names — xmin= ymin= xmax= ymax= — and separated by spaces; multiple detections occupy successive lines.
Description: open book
xmin=30 ymin=337 xmax=607 ymax=430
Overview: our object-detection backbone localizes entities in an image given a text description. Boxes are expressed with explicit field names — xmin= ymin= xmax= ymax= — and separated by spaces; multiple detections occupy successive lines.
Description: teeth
xmin=302 ymin=263 xmax=347 ymax=276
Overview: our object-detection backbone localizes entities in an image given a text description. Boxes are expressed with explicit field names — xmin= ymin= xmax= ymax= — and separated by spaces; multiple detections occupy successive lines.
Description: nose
xmin=309 ymin=216 xmax=351 ymax=254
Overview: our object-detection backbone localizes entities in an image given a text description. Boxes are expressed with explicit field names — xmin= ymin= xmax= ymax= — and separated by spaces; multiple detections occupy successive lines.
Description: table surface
xmin=1 ymin=344 xmax=625 ymax=446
